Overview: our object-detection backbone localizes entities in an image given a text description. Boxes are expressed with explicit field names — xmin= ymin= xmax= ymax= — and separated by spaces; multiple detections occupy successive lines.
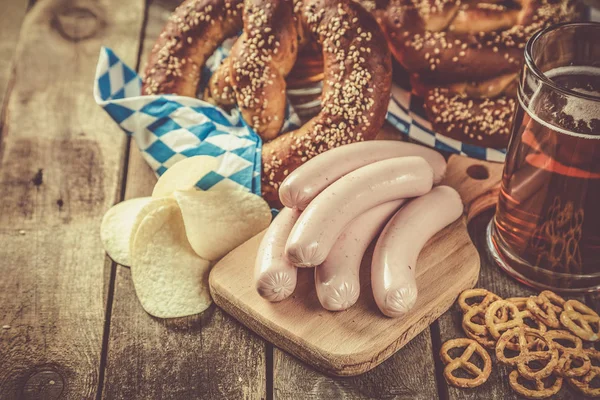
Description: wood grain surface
xmin=437 ymin=209 xmax=589 ymax=400
xmin=0 ymin=1 xmax=28 ymax=109
xmin=272 ymin=331 xmax=440 ymax=400
xmin=0 ymin=0 xmax=144 ymax=398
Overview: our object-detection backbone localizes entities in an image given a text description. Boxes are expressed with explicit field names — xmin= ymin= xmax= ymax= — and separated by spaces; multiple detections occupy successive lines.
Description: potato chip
xmin=100 ymin=197 xmax=153 ymax=266
xmin=174 ymin=189 xmax=272 ymax=261
xmin=131 ymin=201 xmax=212 ymax=318
xmin=152 ymin=155 xmax=219 ymax=198
xmin=128 ymin=197 xmax=178 ymax=259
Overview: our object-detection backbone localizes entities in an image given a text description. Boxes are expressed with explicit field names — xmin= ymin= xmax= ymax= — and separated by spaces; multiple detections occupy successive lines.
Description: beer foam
xmin=527 ymin=66 xmax=600 ymax=139
xmin=547 ymin=66 xmax=600 ymax=131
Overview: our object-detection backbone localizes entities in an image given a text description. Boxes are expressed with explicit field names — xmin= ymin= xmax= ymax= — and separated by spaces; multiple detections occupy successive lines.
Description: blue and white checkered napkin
xmin=94 ymin=45 xmax=301 ymax=195
xmin=385 ymin=82 xmax=507 ymax=162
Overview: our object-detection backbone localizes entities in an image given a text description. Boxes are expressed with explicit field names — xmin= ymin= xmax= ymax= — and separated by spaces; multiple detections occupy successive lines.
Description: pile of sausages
xmin=254 ymin=141 xmax=464 ymax=317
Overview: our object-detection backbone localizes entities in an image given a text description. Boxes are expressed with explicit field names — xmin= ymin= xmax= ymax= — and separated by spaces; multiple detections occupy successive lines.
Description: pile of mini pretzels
xmin=440 ymin=288 xmax=600 ymax=398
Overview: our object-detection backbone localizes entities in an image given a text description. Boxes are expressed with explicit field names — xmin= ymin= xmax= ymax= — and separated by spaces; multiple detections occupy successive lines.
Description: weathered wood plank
xmin=101 ymin=1 xmax=267 ymax=398
xmin=0 ymin=0 xmax=145 ymax=399
xmin=439 ymin=210 xmax=584 ymax=400
xmin=0 ymin=1 xmax=28 ymax=109
xmin=103 ymin=267 xmax=268 ymax=400
xmin=273 ymin=331 xmax=439 ymax=400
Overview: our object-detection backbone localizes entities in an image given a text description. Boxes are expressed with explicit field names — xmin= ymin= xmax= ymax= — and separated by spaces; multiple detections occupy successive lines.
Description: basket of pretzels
xmin=442 ymin=288 xmax=600 ymax=398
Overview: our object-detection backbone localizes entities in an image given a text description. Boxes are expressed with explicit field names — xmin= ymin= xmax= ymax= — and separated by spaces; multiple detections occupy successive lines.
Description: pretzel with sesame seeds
xmin=260 ymin=0 xmax=392 ymax=205
xmin=362 ymin=0 xmax=581 ymax=148
xmin=144 ymin=0 xmax=392 ymax=207
xmin=211 ymin=0 xmax=300 ymax=140
xmin=374 ymin=0 xmax=581 ymax=84
xmin=143 ymin=0 xmax=245 ymax=97
xmin=424 ymin=87 xmax=517 ymax=148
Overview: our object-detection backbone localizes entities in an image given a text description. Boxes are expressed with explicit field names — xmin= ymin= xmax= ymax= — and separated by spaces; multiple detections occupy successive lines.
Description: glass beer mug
xmin=487 ymin=22 xmax=600 ymax=293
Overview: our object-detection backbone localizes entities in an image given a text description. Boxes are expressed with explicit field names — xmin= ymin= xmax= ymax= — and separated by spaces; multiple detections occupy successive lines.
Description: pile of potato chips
xmin=100 ymin=156 xmax=272 ymax=318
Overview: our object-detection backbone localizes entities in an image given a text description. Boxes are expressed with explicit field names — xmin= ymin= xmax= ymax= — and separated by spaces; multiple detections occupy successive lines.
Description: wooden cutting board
xmin=209 ymin=155 xmax=503 ymax=376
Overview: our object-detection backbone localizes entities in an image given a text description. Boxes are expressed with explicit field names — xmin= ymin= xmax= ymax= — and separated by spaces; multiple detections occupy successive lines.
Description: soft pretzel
xmin=143 ymin=0 xmax=245 ymax=97
xmin=366 ymin=0 xmax=581 ymax=148
xmin=262 ymin=0 xmax=392 ymax=205
xmin=375 ymin=0 xmax=580 ymax=84
xmin=143 ymin=0 xmax=392 ymax=207
xmin=225 ymin=0 xmax=299 ymax=140
xmin=424 ymin=88 xmax=516 ymax=148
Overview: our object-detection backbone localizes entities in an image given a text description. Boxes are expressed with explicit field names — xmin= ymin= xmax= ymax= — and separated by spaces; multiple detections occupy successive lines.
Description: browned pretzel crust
xmin=143 ymin=0 xmax=245 ymax=97
xmin=228 ymin=0 xmax=299 ymax=140
xmin=367 ymin=0 xmax=581 ymax=148
xmin=143 ymin=0 xmax=392 ymax=207
xmin=424 ymin=87 xmax=516 ymax=147
xmin=376 ymin=0 xmax=580 ymax=83
xmin=262 ymin=0 xmax=392 ymax=204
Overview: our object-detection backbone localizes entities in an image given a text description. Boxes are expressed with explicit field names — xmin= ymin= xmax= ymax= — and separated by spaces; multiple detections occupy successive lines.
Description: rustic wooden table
xmin=1 ymin=1 xmax=598 ymax=399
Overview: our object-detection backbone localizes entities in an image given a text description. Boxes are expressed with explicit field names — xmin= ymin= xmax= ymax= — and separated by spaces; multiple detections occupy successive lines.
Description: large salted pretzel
xmin=368 ymin=0 xmax=580 ymax=147
xmin=377 ymin=0 xmax=580 ymax=85
xmin=143 ymin=0 xmax=392 ymax=206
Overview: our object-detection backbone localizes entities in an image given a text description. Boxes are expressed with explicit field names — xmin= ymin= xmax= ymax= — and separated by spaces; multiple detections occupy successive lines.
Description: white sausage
xmin=286 ymin=157 xmax=434 ymax=267
xmin=372 ymin=186 xmax=463 ymax=318
xmin=254 ymin=207 xmax=301 ymax=302
xmin=279 ymin=141 xmax=447 ymax=210
xmin=315 ymin=200 xmax=405 ymax=311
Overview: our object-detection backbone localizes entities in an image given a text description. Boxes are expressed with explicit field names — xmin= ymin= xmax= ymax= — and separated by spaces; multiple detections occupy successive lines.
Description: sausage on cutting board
xmin=279 ymin=141 xmax=447 ymax=210
xmin=315 ymin=200 xmax=405 ymax=311
xmin=255 ymin=207 xmax=301 ymax=302
xmin=372 ymin=186 xmax=463 ymax=318
xmin=286 ymin=157 xmax=434 ymax=267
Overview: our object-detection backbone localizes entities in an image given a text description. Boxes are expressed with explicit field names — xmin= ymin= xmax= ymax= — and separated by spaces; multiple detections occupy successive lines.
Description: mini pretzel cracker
xmin=560 ymin=310 xmax=600 ymax=342
xmin=458 ymin=289 xmax=502 ymax=313
xmin=463 ymin=300 xmax=510 ymax=344
xmin=450 ymin=288 xmax=600 ymax=396
xmin=540 ymin=291 xmax=566 ymax=308
xmin=526 ymin=291 xmax=565 ymax=329
xmin=463 ymin=306 xmax=489 ymax=336
xmin=561 ymin=300 xmax=600 ymax=342
xmin=505 ymin=310 xmax=547 ymax=352
xmin=509 ymin=370 xmax=563 ymax=399
xmin=496 ymin=327 xmax=559 ymax=380
xmin=564 ymin=299 xmax=600 ymax=318
xmin=568 ymin=349 xmax=600 ymax=397
xmin=507 ymin=297 xmax=529 ymax=311
xmin=559 ymin=351 xmax=591 ymax=378
xmin=544 ymin=330 xmax=583 ymax=354
xmin=440 ymin=338 xmax=492 ymax=388
xmin=520 ymin=309 xmax=547 ymax=332
xmin=543 ymin=330 xmax=589 ymax=378
xmin=462 ymin=320 xmax=496 ymax=349
xmin=485 ymin=300 xmax=523 ymax=339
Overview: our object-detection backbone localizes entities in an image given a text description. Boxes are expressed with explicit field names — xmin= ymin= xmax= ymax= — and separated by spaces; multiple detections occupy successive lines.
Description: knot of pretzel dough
xmin=143 ymin=0 xmax=392 ymax=207
xmin=377 ymin=0 xmax=581 ymax=84
xmin=207 ymin=0 xmax=300 ymax=140
xmin=361 ymin=0 xmax=580 ymax=148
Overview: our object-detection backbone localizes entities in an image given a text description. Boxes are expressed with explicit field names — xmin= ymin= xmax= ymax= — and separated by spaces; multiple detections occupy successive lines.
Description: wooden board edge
xmin=209 ymin=251 xmax=480 ymax=377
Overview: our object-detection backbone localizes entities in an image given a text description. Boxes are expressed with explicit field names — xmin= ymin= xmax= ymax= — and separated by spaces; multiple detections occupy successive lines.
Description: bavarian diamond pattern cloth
xmin=385 ymin=74 xmax=507 ymax=162
xmin=292 ymin=76 xmax=508 ymax=162
xmin=94 ymin=45 xmax=301 ymax=195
